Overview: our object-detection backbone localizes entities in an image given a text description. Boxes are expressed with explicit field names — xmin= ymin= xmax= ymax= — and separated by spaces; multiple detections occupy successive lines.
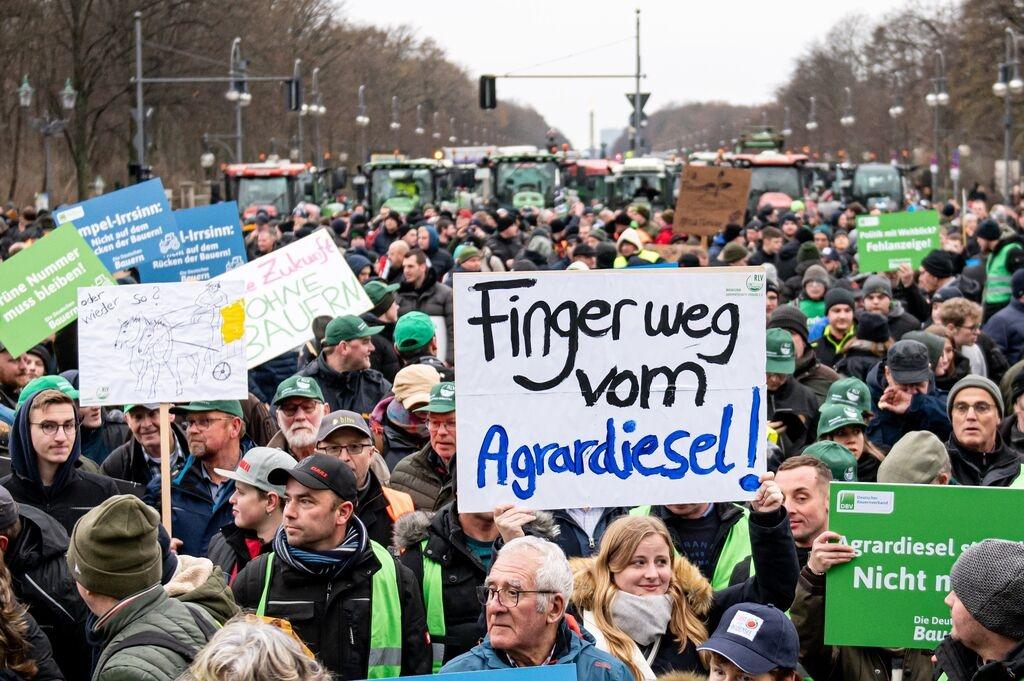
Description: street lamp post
xmin=355 ymin=85 xmax=369 ymax=163
xmin=449 ymin=117 xmax=457 ymax=144
xmin=302 ymin=66 xmax=327 ymax=165
xmin=840 ymin=86 xmax=856 ymax=157
xmin=926 ymin=49 xmax=950 ymax=201
xmin=390 ymin=95 xmax=401 ymax=151
xmin=224 ymin=38 xmax=251 ymax=162
xmin=993 ymin=28 xmax=1023 ymax=201
xmin=291 ymin=60 xmax=303 ymax=162
xmin=781 ymin=106 xmax=792 ymax=139
xmin=16 ymin=75 xmax=77 ymax=205
xmin=888 ymin=74 xmax=906 ymax=163
xmin=806 ymin=96 xmax=818 ymax=155
xmin=431 ymin=111 xmax=441 ymax=142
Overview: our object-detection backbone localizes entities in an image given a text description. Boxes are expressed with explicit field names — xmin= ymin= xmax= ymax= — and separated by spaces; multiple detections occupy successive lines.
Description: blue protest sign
xmin=436 ymin=663 xmax=577 ymax=680
xmin=54 ymin=178 xmax=175 ymax=282
xmin=145 ymin=201 xmax=248 ymax=281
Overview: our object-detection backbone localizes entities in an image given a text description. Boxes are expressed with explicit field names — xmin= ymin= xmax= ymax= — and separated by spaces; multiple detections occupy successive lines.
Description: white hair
xmin=497 ymin=536 xmax=573 ymax=612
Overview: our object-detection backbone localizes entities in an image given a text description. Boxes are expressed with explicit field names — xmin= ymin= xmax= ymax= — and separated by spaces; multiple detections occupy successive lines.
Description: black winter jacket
xmin=935 ymin=636 xmax=1024 ymax=681
xmin=0 ymin=468 xmax=118 ymax=538
xmin=232 ymin=533 xmax=432 ymax=679
xmin=100 ymin=422 xmax=188 ymax=487
xmin=549 ymin=508 xmax=629 ymax=559
xmin=363 ymin=312 xmax=402 ymax=383
xmin=207 ymin=523 xmax=272 ymax=584
xmin=298 ymin=354 xmax=392 ymax=417
xmin=946 ymin=434 xmax=1023 ymax=487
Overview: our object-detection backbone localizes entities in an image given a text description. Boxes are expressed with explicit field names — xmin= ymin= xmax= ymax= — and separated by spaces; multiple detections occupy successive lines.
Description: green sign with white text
xmin=855 ymin=210 xmax=941 ymax=273
xmin=0 ymin=224 xmax=115 ymax=357
xmin=825 ymin=482 xmax=1024 ymax=649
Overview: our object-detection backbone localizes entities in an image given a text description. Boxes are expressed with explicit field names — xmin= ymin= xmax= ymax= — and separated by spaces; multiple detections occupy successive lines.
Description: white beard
xmin=285 ymin=425 xmax=318 ymax=449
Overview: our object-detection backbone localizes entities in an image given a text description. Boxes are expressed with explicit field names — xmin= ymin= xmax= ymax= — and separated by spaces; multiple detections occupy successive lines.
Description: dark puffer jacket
xmin=298 ymin=354 xmax=392 ymax=417
xmin=101 ymin=422 xmax=188 ymax=487
xmin=390 ymin=443 xmax=452 ymax=511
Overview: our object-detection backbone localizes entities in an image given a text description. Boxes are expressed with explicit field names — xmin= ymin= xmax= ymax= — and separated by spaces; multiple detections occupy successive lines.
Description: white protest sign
xmin=77 ymin=280 xmax=248 ymax=406
xmin=215 ymin=228 xmax=372 ymax=368
xmin=453 ymin=269 xmax=768 ymax=512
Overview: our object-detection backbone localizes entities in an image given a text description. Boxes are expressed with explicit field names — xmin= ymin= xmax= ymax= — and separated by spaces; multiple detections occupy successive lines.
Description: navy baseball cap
xmin=696 ymin=604 xmax=799 ymax=674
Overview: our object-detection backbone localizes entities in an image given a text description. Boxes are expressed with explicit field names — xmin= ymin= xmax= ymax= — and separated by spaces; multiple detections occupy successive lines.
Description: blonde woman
xmin=571 ymin=483 xmax=797 ymax=681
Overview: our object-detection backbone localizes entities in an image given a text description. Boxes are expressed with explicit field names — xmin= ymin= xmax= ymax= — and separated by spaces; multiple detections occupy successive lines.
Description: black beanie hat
xmin=768 ymin=306 xmax=809 ymax=344
xmin=723 ymin=223 xmax=743 ymax=243
xmin=921 ymin=250 xmax=955 ymax=279
xmin=976 ymin=219 xmax=1001 ymax=241
xmin=856 ymin=312 xmax=891 ymax=343
xmin=825 ymin=288 xmax=856 ymax=313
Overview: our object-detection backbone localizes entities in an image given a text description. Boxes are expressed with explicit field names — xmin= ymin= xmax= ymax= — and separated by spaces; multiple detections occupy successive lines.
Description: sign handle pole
xmin=159 ymin=403 xmax=172 ymax=535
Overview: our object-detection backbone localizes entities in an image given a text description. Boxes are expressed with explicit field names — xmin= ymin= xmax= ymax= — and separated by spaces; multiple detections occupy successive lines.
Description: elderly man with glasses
xmin=945 ymin=376 xmax=1024 ymax=487
xmin=267 ymin=376 xmax=330 ymax=461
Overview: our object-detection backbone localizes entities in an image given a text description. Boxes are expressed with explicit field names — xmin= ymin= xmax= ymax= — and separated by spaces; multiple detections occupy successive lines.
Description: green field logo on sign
xmin=837 ymin=490 xmax=894 ymax=514
xmin=838 ymin=491 xmax=856 ymax=511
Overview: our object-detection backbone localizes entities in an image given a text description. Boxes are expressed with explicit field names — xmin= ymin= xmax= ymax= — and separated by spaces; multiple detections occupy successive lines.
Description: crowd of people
xmin=0 ymin=189 xmax=1022 ymax=681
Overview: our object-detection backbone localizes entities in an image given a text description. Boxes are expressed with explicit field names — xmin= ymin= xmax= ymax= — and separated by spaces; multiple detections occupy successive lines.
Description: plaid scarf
xmin=272 ymin=516 xmax=368 ymax=576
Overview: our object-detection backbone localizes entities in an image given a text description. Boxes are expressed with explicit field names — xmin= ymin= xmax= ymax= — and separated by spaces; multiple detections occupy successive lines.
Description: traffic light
xmin=479 ymin=75 xmax=496 ymax=110
xmin=286 ymin=77 xmax=302 ymax=112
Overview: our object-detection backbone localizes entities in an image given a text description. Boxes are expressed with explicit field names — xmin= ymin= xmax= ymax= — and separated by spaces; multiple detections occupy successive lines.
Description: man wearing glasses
xmin=315 ymin=409 xmax=413 ymax=546
xmin=392 ymin=382 xmax=457 ymax=510
xmin=145 ymin=400 xmax=246 ymax=557
xmin=945 ymin=376 xmax=1024 ymax=487
xmin=267 ymin=375 xmax=329 ymax=461
xmin=1 ymin=387 xmax=118 ymax=534
xmin=441 ymin=536 xmax=630 ymax=681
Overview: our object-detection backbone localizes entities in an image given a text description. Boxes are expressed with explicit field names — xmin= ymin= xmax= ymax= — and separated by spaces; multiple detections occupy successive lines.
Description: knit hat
xmin=826 ymin=377 xmax=874 ymax=417
xmin=947 ymin=375 xmax=1004 ymax=420
xmin=720 ymin=242 xmax=749 ymax=263
xmin=723 ymin=224 xmax=744 ymax=243
xmin=67 ymin=495 xmax=163 ymax=598
xmin=456 ymin=245 xmax=482 ymax=264
xmin=1012 ymin=371 xmax=1024 ymax=403
xmin=921 ymin=250 xmax=955 ymax=279
xmin=976 ymin=219 xmax=1001 ymax=241
xmin=1012 ymin=269 xmax=1024 ymax=299
xmin=902 ymin=331 xmax=945 ymax=370
xmin=877 ymin=431 xmax=950 ymax=484
xmin=825 ymin=288 xmax=856 ymax=313
xmin=797 ymin=242 xmax=821 ymax=264
xmin=855 ymin=312 xmax=890 ymax=343
xmin=861 ymin=275 xmax=893 ymax=299
xmin=768 ymin=306 xmax=809 ymax=345
xmin=950 ymin=539 xmax=1024 ymax=639
xmin=802 ymin=264 xmax=830 ymax=288
xmin=933 ymin=285 xmax=964 ymax=304
xmin=802 ymin=441 xmax=858 ymax=482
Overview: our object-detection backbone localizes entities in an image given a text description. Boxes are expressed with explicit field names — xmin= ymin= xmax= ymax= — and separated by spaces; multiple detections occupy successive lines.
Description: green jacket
xmin=390 ymin=443 xmax=453 ymax=511
xmin=93 ymin=585 xmax=216 ymax=681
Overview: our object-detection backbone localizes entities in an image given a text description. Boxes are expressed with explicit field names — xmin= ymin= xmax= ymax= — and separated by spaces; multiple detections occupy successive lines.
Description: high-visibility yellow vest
xmin=420 ymin=540 xmax=446 ymax=672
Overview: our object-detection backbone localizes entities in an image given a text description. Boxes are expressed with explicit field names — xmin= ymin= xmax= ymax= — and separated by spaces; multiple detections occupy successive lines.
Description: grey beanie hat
xmin=950 ymin=539 xmax=1024 ymax=639
xmin=862 ymin=274 xmax=893 ymax=299
xmin=947 ymin=375 xmax=1005 ymax=419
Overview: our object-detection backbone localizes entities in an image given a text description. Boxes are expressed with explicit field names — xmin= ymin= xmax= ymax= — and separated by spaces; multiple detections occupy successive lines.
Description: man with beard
xmin=267 ymin=376 xmax=329 ymax=460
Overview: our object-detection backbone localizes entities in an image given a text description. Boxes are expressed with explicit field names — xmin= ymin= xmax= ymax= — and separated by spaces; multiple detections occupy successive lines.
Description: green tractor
xmin=364 ymin=157 xmax=449 ymax=215
xmin=491 ymin=152 xmax=563 ymax=211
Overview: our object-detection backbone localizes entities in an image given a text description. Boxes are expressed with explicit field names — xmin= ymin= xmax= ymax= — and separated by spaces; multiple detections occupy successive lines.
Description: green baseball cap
xmin=394 ymin=311 xmax=436 ymax=353
xmin=123 ymin=403 xmax=160 ymax=414
xmin=816 ymin=403 xmax=867 ymax=437
xmin=324 ymin=315 xmax=383 ymax=346
xmin=825 ymin=377 xmax=873 ymax=416
xmin=364 ymin=280 xmax=400 ymax=307
xmin=169 ymin=400 xmax=244 ymax=419
xmin=766 ymin=328 xmax=796 ymax=374
xmin=272 ymin=375 xmax=325 ymax=405
xmin=415 ymin=381 xmax=456 ymax=414
xmin=17 ymin=375 xmax=79 ymax=409
xmin=803 ymin=441 xmax=858 ymax=482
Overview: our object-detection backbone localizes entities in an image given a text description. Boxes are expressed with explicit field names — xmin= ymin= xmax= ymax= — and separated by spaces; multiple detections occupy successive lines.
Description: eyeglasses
xmin=427 ymin=418 xmax=456 ymax=433
xmin=476 ymin=586 xmax=555 ymax=608
xmin=185 ymin=416 xmax=234 ymax=430
xmin=278 ymin=402 xmax=322 ymax=417
xmin=30 ymin=420 xmax=77 ymax=436
xmin=316 ymin=442 xmax=372 ymax=457
xmin=951 ymin=401 xmax=995 ymax=416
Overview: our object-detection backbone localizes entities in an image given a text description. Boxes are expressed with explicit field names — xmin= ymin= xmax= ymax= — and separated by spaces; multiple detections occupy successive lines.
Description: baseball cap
xmin=123 ymin=403 xmax=160 ymax=413
xmin=317 ymin=410 xmax=373 ymax=442
xmin=697 ymin=603 xmax=799 ymax=674
xmin=214 ymin=447 xmax=296 ymax=496
xmin=803 ymin=441 xmax=858 ymax=482
xmin=825 ymin=377 xmax=873 ymax=416
xmin=394 ymin=311 xmax=436 ymax=353
xmin=415 ymin=381 xmax=456 ymax=414
xmin=364 ymin=280 xmax=400 ymax=317
xmin=877 ymin=431 xmax=950 ymax=484
xmin=17 ymin=375 xmax=79 ymax=409
xmin=392 ymin=364 xmax=440 ymax=411
xmin=887 ymin=340 xmax=932 ymax=385
xmin=268 ymin=453 xmax=357 ymax=502
xmin=272 ymin=375 xmax=325 ymax=405
xmin=766 ymin=328 xmax=796 ymax=374
xmin=816 ymin=403 xmax=867 ymax=437
xmin=324 ymin=315 xmax=383 ymax=346
xmin=169 ymin=400 xmax=244 ymax=419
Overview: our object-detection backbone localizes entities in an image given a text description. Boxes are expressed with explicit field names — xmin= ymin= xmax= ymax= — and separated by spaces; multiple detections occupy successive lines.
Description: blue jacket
xmin=144 ymin=452 xmax=239 ymax=558
xmin=441 ymin=619 xmax=632 ymax=681
xmin=983 ymin=298 xmax=1024 ymax=365
xmin=550 ymin=508 xmax=628 ymax=559
xmin=865 ymin=363 xmax=951 ymax=447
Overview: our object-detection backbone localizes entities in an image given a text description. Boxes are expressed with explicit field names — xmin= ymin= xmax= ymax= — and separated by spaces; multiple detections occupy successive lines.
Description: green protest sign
xmin=0 ymin=224 xmax=115 ymax=357
xmin=855 ymin=210 xmax=941 ymax=273
xmin=825 ymin=482 xmax=1024 ymax=649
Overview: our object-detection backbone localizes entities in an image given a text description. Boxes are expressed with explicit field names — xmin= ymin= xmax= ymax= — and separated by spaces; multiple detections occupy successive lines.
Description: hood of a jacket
xmin=8 ymin=505 xmax=69 ymax=571
xmin=617 ymin=227 xmax=644 ymax=253
xmin=164 ymin=554 xmax=239 ymax=625
xmin=570 ymin=552 xmax=714 ymax=618
xmin=10 ymin=390 xmax=81 ymax=495
xmin=420 ymin=224 xmax=441 ymax=254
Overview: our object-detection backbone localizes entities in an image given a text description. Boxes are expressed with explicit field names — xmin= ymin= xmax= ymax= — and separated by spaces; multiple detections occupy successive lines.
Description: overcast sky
xmin=342 ymin=0 xmax=909 ymax=149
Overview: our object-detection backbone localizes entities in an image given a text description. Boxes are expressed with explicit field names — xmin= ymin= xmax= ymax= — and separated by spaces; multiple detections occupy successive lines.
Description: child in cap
xmin=697 ymin=603 xmax=800 ymax=681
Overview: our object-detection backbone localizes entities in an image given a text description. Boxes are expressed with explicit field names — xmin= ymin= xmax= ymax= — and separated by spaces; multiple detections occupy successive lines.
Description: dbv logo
xmin=838 ymin=491 xmax=856 ymax=511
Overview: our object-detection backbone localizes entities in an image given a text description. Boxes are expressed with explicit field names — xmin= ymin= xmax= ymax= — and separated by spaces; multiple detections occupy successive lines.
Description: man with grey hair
xmin=935 ymin=539 xmax=1024 ymax=681
xmin=441 ymin=536 xmax=631 ymax=681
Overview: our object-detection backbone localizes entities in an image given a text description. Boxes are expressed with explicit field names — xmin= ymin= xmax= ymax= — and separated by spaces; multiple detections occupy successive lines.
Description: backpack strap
xmin=183 ymin=602 xmax=218 ymax=640
xmin=103 ymin=632 xmax=199 ymax=663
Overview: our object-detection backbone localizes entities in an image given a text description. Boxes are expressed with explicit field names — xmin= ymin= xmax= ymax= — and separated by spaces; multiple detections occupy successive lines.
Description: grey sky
xmin=343 ymin=0 xmax=908 ymax=149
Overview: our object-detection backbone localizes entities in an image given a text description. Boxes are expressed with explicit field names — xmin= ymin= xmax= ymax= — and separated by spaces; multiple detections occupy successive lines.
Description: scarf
xmin=272 ymin=516 xmax=368 ymax=576
xmin=610 ymin=591 xmax=673 ymax=646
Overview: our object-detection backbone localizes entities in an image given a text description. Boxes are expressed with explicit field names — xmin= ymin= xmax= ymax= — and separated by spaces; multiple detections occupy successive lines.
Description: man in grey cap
xmin=877 ymin=431 xmax=953 ymax=484
xmin=945 ymin=376 xmax=1023 ymax=487
xmin=867 ymin=339 xmax=952 ymax=447
xmin=206 ymin=447 xmax=296 ymax=582
xmin=935 ymin=539 xmax=1024 ymax=681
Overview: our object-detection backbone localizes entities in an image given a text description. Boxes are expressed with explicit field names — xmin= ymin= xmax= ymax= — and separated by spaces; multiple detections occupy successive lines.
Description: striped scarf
xmin=272 ymin=516 xmax=368 ymax=576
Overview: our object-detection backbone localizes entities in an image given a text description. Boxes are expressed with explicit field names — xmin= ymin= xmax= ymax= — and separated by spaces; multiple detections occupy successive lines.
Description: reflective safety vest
xmin=256 ymin=541 xmax=404 ymax=678
xmin=614 ymin=249 xmax=661 ymax=268
xmin=383 ymin=487 xmax=416 ymax=522
xmin=985 ymin=242 xmax=1022 ymax=304
xmin=629 ymin=504 xmax=753 ymax=591
xmin=420 ymin=540 xmax=446 ymax=672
